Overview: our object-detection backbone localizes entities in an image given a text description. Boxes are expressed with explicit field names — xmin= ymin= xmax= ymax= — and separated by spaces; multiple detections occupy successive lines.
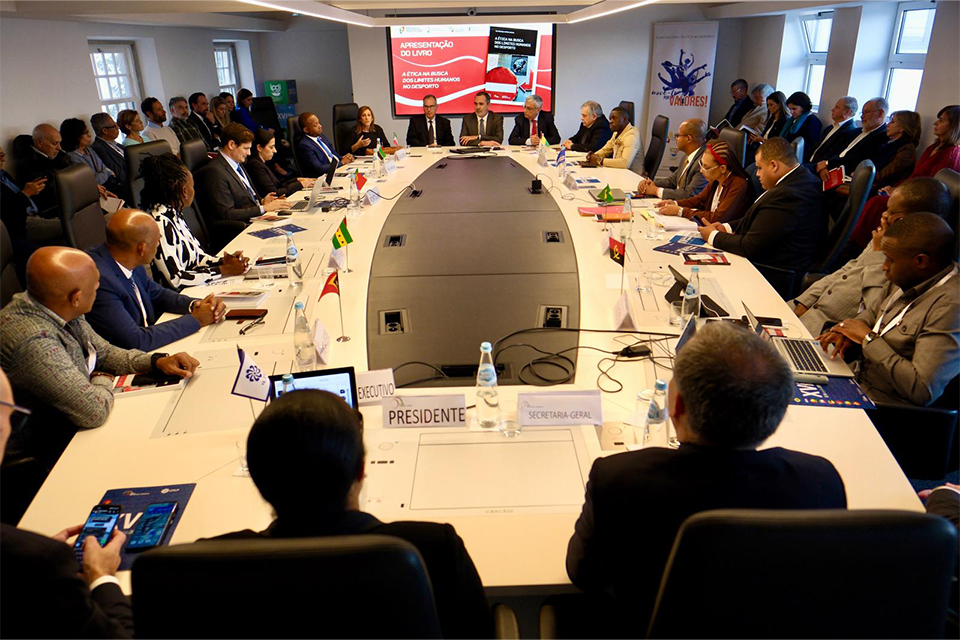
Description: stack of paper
xmin=654 ymin=212 xmax=699 ymax=231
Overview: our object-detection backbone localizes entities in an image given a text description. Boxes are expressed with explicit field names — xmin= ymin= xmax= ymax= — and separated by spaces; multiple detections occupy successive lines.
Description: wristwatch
xmin=862 ymin=331 xmax=879 ymax=347
xmin=150 ymin=352 xmax=170 ymax=370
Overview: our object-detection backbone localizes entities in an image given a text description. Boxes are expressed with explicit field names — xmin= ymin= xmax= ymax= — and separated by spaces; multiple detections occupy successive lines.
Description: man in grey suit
xmin=459 ymin=91 xmax=503 ymax=147
xmin=636 ymin=118 xmax=708 ymax=199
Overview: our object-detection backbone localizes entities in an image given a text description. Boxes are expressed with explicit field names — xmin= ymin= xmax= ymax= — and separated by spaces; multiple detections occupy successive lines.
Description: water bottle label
xmin=477 ymin=364 xmax=497 ymax=384
xmin=287 ymin=247 xmax=299 ymax=259
xmin=685 ymin=284 xmax=697 ymax=296
xmin=647 ymin=402 xmax=661 ymax=421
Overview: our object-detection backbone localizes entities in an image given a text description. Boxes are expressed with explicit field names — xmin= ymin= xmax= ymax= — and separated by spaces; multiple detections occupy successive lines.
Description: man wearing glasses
xmin=636 ymin=118 xmax=708 ymax=200
xmin=406 ymin=94 xmax=455 ymax=147
xmin=814 ymin=97 xmax=889 ymax=180
xmin=89 ymin=112 xmax=131 ymax=202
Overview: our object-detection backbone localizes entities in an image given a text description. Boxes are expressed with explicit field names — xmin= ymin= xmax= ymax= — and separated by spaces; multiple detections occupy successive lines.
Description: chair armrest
xmin=800 ymin=272 xmax=827 ymax=293
xmin=538 ymin=603 xmax=557 ymax=640
xmin=493 ymin=603 xmax=520 ymax=640
xmin=208 ymin=220 xmax=248 ymax=254
xmin=754 ymin=262 xmax=799 ymax=299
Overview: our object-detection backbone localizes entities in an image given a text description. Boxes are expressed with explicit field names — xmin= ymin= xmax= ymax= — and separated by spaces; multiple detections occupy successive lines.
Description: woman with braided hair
xmin=140 ymin=152 xmax=248 ymax=290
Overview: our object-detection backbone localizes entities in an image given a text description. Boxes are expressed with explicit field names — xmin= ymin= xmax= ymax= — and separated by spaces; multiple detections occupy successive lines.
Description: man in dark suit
xmin=211 ymin=389 xmax=492 ymax=639
xmin=197 ymin=123 xmax=289 ymax=221
xmin=815 ymin=97 xmax=890 ymax=178
xmin=295 ymin=112 xmax=354 ymax=178
xmin=0 ymin=145 xmax=46 ymax=241
xmin=508 ymin=94 xmax=561 ymax=146
xmin=563 ymin=100 xmax=612 ymax=152
xmin=0 ymin=367 xmax=135 ymax=638
xmin=700 ymin=136 xmax=826 ymax=272
xmin=566 ymin=322 xmax=847 ymax=633
xmin=723 ymin=78 xmax=754 ymax=128
xmin=85 ymin=210 xmax=224 ymax=351
xmin=806 ymin=96 xmax=860 ymax=168
xmin=406 ymin=94 xmax=455 ymax=147
xmin=459 ymin=91 xmax=504 ymax=146
xmin=188 ymin=92 xmax=220 ymax=151
xmin=89 ymin=112 xmax=131 ymax=202
xmin=17 ymin=123 xmax=70 ymax=219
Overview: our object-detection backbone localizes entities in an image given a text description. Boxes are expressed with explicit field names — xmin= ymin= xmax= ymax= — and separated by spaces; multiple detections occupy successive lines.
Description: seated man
xmin=508 ymin=94 xmax=561 ymax=146
xmin=295 ymin=112 xmax=354 ymax=178
xmin=820 ymin=213 xmax=958 ymax=406
xmin=806 ymin=96 xmax=859 ymax=169
xmin=86 ymin=209 xmax=225 ymax=351
xmin=794 ymin=177 xmax=951 ymax=335
xmin=0 ymin=247 xmax=198 ymax=465
xmin=406 ymin=94 xmax=455 ymax=147
xmin=723 ymin=78 xmax=753 ymax=128
xmin=567 ymin=322 xmax=847 ymax=631
xmin=211 ymin=390 xmax=492 ymax=639
xmin=141 ymin=97 xmax=180 ymax=155
xmin=583 ymin=106 xmax=644 ymax=172
xmin=188 ymin=92 xmax=220 ymax=151
xmin=89 ymin=112 xmax=130 ymax=202
xmin=637 ymin=118 xmax=708 ymax=199
xmin=0 ymin=367 xmax=134 ymax=639
xmin=563 ymin=100 xmax=612 ymax=153
xmin=197 ymin=123 xmax=289 ymax=221
xmin=17 ymin=123 xmax=70 ymax=220
xmin=459 ymin=91 xmax=504 ymax=147
xmin=167 ymin=96 xmax=205 ymax=147
xmin=699 ymin=137 xmax=825 ymax=273
xmin=814 ymin=97 xmax=889 ymax=180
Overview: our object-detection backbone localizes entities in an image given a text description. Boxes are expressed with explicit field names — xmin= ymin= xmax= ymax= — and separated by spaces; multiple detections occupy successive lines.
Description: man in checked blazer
xmin=459 ymin=91 xmax=504 ymax=147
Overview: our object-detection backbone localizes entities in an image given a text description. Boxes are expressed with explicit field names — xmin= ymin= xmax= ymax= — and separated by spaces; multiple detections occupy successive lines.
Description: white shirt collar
xmin=833 ymin=117 xmax=853 ymax=130
xmin=32 ymin=146 xmax=51 ymax=159
xmin=115 ymin=259 xmax=135 ymax=280
xmin=222 ymin=153 xmax=242 ymax=172
xmin=775 ymin=163 xmax=802 ymax=187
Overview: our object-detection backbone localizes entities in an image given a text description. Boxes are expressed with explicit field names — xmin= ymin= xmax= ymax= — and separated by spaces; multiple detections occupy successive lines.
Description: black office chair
xmin=125 ymin=140 xmax=172 ymax=209
xmin=744 ymin=162 xmax=764 ymax=199
xmin=332 ymin=103 xmax=359 ymax=157
xmin=0 ymin=221 xmax=22 ymax=308
xmin=287 ymin=115 xmax=304 ymax=173
xmin=813 ymin=159 xmax=875 ymax=273
xmin=56 ymin=164 xmax=105 ymax=250
xmin=176 ymin=139 xmax=213 ymax=252
xmin=644 ymin=115 xmax=669 ymax=178
xmin=250 ymin=96 xmax=282 ymax=133
xmin=790 ymin=136 xmax=805 ymax=164
xmin=718 ymin=127 xmax=747 ymax=166
xmin=647 ymin=509 xmax=958 ymax=639
xmin=618 ymin=100 xmax=636 ymax=128
xmin=934 ymin=167 xmax=959 ymax=258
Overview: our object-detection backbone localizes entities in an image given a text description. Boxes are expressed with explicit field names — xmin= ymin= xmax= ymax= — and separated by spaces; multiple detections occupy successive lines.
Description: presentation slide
xmin=388 ymin=24 xmax=555 ymax=116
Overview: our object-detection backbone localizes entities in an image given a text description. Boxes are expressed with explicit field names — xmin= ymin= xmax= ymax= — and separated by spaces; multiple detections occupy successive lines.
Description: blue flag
xmin=557 ymin=147 xmax=566 ymax=168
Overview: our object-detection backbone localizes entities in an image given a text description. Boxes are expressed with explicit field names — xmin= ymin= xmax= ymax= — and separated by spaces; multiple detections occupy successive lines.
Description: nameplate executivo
xmin=357 ymin=368 xmax=396 ymax=406
xmin=518 ymin=390 xmax=603 ymax=426
xmin=383 ymin=395 xmax=467 ymax=428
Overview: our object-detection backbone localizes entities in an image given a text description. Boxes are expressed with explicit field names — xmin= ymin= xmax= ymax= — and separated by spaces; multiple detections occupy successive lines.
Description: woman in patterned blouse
xmin=140 ymin=153 xmax=248 ymax=290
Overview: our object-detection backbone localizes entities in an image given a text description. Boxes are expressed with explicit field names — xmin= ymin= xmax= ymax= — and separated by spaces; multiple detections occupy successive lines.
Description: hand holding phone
xmin=74 ymin=504 xmax=121 ymax=565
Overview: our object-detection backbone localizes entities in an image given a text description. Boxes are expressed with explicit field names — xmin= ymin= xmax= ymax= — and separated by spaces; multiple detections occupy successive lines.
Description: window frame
xmin=88 ymin=41 xmax=143 ymax=120
xmin=883 ymin=1 xmax=936 ymax=111
xmin=800 ymin=12 xmax=832 ymax=112
xmin=214 ymin=42 xmax=241 ymax=98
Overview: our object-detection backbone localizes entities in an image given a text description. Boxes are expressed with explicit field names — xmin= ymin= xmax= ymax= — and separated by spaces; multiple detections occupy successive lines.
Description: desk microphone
xmin=530 ymin=179 xmax=542 ymax=194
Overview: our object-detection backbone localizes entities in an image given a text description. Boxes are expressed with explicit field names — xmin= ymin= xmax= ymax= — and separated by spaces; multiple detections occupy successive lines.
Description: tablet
xmin=268 ymin=366 xmax=358 ymax=408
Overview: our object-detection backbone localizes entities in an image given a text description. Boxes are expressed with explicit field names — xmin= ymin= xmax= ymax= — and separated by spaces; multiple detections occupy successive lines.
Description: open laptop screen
xmin=268 ymin=366 xmax=358 ymax=408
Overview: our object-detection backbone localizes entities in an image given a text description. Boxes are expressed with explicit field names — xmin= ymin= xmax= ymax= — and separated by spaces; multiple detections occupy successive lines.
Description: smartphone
xmin=742 ymin=314 xmax=784 ymax=327
xmin=277 ymin=211 xmax=293 ymax=216
xmin=74 ymin=503 xmax=122 ymax=563
xmin=691 ymin=215 xmax=706 ymax=226
xmin=126 ymin=502 xmax=179 ymax=551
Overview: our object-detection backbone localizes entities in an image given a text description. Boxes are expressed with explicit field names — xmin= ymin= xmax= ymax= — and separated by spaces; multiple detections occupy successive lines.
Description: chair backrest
xmin=125 ymin=140 xmax=173 ymax=209
xmin=180 ymin=138 xmax=210 ymax=175
xmin=644 ymin=115 xmax=669 ymax=178
xmin=132 ymin=534 xmax=442 ymax=639
xmin=287 ymin=116 xmax=303 ymax=173
xmin=813 ymin=159 xmax=875 ymax=273
xmin=648 ymin=509 xmax=958 ymax=639
xmin=790 ymin=136 xmax=804 ymax=164
xmin=717 ymin=127 xmax=747 ymax=166
xmin=0 ymin=221 xmax=23 ymax=308
xmin=744 ymin=162 xmax=764 ymax=199
xmin=56 ymin=163 xmax=105 ymax=250
xmin=332 ymin=103 xmax=359 ymax=156
xmin=934 ymin=167 xmax=960 ymax=258
xmin=250 ymin=97 xmax=282 ymax=133
xmin=618 ymin=100 xmax=636 ymax=128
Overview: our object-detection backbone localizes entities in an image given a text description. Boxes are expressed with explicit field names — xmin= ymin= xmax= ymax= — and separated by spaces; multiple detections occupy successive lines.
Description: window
xmin=89 ymin=42 xmax=142 ymax=120
xmin=885 ymin=1 xmax=936 ymax=112
xmin=214 ymin=43 xmax=240 ymax=98
xmin=800 ymin=13 xmax=832 ymax=111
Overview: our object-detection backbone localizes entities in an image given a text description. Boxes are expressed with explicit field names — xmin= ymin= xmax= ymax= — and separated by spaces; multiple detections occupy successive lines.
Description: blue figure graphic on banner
xmin=658 ymin=49 xmax=711 ymax=97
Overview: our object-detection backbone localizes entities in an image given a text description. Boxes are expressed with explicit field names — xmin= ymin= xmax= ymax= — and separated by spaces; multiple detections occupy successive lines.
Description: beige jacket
xmin=595 ymin=124 xmax=644 ymax=173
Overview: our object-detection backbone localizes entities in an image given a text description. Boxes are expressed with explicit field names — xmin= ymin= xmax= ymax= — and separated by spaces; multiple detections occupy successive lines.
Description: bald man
xmin=86 ymin=209 xmax=225 ymax=351
xmin=0 ymin=368 xmax=135 ymax=638
xmin=0 ymin=247 xmax=198 ymax=461
xmin=17 ymin=123 xmax=70 ymax=219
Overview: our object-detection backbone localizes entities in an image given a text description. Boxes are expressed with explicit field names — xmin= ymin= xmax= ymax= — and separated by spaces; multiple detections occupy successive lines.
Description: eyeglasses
xmin=0 ymin=400 xmax=31 ymax=430
xmin=861 ymin=109 xmax=880 ymax=116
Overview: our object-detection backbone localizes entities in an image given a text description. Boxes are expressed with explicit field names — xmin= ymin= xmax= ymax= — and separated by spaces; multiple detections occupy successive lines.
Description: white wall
xmin=847 ymin=2 xmax=897 ymax=103
xmin=0 ymin=16 xmax=261 ymax=156
xmin=820 ymin=5 xmax=862 ymax=117
xmin=710 ymin=18 xmax=745 ymax=125
xmin=736 ymin=15 xmax=785 ymax=90
xmin=915 ymin=0 xmax=960 ymax=149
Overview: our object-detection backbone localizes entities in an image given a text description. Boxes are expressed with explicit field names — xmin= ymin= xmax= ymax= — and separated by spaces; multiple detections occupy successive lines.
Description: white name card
xmin=327 ymin=247 xmax=345 ymax=270
xmin=313 ymin=319 xmax=330 ymax=364
xmin=356 ymin=368 xmax=396 ymax=406
xmin=363 ymin=187 xmax=382 ymax=207
xmin=564 ymin=173 xmax=579 ymax=190
xmin=613 ymin=291 xmax=637 ymax=330
xmin=601 ymin=228 xmax=612 ymax=255
xmin=518 ymin=390 xmax=603 ymax=426
xmin=383 ymin=395 xmax=467 ymax=428
xmin=383 ymin=156 xmax=398 ymax=173
xmin=394 ymin=148 xmax=407 ymax=161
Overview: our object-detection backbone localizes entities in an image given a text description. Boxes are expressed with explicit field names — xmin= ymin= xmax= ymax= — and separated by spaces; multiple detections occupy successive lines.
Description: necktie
xmin=315 ymin=136 xmax=337 ymax=163
xmin=479 ymin=117 xmax=485 ymax=138
xmin=235 ymin=164 xmax=259 ymax=203
xmin=428 ymin=119 xmax=435 ymax=145
xmin=129 ymin=276 xmax=149 ymax=327
xmin=531 ymin=118 xmax=538 ymax=139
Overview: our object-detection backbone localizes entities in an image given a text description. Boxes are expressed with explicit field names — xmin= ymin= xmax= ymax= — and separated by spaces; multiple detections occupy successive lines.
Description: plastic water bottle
xmin=285 ymin=232 xmax=303 ymax=287
xmin=281 ymin=373 xmax=296 ymax=395
xmin=558 ymin=154 xmax=567 ymax=179
xmin=643 ymin=379 xmax=668 ymax=443
xmin=622 ymin=196 xmax=634 ymax=238
xmin=348 ymin=176 xmax=360 ymax=215
xmin=375 ymin=152 xmax=385 ymax=178
xmin=681 ymin=265 xmax=701 ymax=319
xmin=475 ymin=342 xmax=500 ymax=429
xmin=537 ymin=142 xmax=547 ymax=166
xmin=293 ymin=301 xmax=314 ymax=369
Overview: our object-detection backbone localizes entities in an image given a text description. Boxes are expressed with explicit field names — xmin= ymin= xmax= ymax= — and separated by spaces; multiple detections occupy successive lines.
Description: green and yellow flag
xmin=376 ymin=142 xmax=386 ymax=160
xmin=332 ymin=217 xmax=354 ymax=250
xmin=598 ymin=184 xmax=614 ymax=203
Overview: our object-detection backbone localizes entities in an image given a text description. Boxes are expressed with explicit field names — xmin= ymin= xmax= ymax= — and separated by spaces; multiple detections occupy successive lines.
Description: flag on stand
xmin=376 ymin=141 xmax=386 ymax=160
xmin=392 ymin=132 xmax=400 ymax=147
xmin=353 ymin=169 xmax=367 ymax=191
xmin=332 ymin=218 xmax=354 ymax=250
xmin=231 ymin=346 xmax=271 ymax=401
xmin=320 ymin=271 xmax=340 ymax=300
xmin=557 ymin=147 xmax=566 ymax=169
xmin=609 ymin=236 xmax=625 ymax=266
xmin=597 ymin=184 xmax=614 ymax=203
xmin=539 ymin=133 xmax=549 ymax=149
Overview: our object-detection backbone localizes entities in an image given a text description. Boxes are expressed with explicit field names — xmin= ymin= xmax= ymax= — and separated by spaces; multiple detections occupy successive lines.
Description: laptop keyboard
xmin=288 ymin=200 xmax=309 ymax=211
xmin=782 ymin=339 xmax=828 ymax=373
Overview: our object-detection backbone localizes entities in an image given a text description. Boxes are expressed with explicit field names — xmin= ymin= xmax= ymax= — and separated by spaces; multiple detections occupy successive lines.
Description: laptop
xmin=742 ymin=303 xmax=854 ymax=378
xmin=268 ymin=366 xmax=358 ymax=408
xmin=674 ymin=314 xmax=697 ymax=353
xmin=588 ymin=187 xmax=627 ymax=202
xmin=286 ymin=158 xmax=340 ymax=211
xmin=665 ymin=265 xmax=729 ymax=318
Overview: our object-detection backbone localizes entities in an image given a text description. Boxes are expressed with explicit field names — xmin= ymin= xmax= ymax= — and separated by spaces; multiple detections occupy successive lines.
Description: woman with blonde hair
xmin=655 ymin=140 xmax=753 ymax=224
xmin=210 ymin=96 xmax=232 ymax=130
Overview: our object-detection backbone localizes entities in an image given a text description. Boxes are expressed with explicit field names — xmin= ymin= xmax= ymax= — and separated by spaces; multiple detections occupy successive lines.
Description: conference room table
xmin=19 ymin=144 xmax=922 ymax=596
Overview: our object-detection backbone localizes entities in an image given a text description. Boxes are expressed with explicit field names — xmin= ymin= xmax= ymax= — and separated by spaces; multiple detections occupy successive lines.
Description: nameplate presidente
xmin=357 ymin=368 xmax=396 ymax=406
xmin=518 ymin=390 xmax=603 ymax=426
xmin=383 ymin=395 xmax=467 ymax=428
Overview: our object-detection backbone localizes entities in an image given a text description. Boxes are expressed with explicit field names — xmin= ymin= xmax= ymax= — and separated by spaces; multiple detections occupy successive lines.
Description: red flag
xmin=319 ymin=271 xmax=340 ymax=300
xmin=609 ymin=236 xmax=625 ymax=266
xmin=354 ymin=169 xmax=367 ymax=191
